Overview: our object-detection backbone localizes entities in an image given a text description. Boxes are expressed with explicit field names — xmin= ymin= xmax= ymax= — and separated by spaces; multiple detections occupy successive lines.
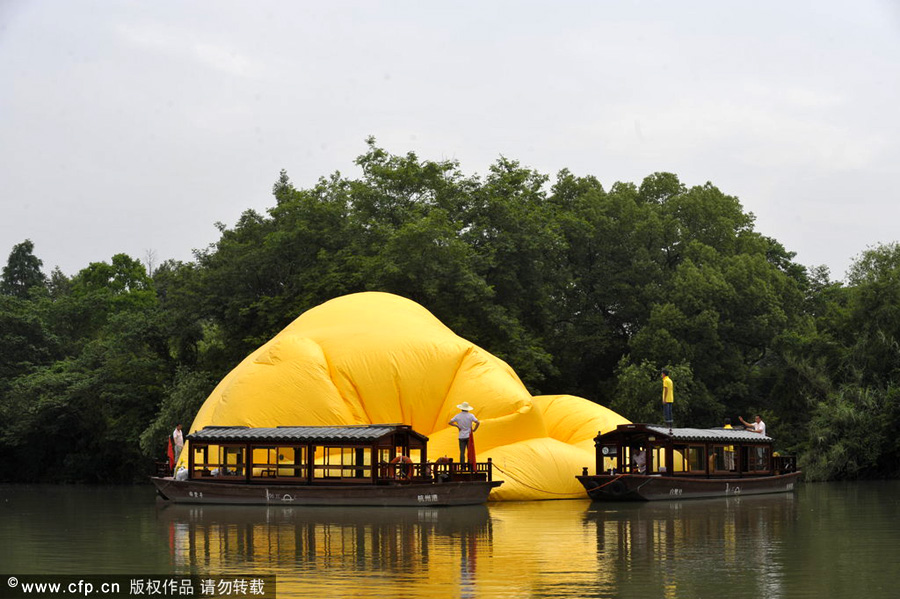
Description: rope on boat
xmin=490 ymin=462 xmax=589 ymax=498
xmin=592 ymin=473 xmax=631 ymax=490
xmin=633 ymin=477 xmax=654 ymax=494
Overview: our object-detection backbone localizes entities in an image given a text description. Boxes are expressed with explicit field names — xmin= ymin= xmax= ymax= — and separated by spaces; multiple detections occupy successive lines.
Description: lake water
xmin=1 ymin=481 xmax=898 ymax=598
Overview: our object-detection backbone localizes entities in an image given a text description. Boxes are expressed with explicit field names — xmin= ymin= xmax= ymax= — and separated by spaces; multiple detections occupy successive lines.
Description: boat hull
xmin=151 ymin=477 xmax=502 ymax=507
xmin=576 ymin=471 xmax=802 ymax=501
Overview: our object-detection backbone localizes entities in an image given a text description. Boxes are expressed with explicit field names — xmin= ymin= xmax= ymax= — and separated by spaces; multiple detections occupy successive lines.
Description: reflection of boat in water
xmin=583 ymin=491 xmax=797 ymax=524
xmin=582 ymin=491 xmax=799 ymax=595
xmin=157 ymin=502 xmax=491 ymax=530
xmin=577 ymin=424 xmax=801 ymax=501
xmin=158 ymin=502 xmax=492 ymax=572
xmin=152 ymin=425 xmax=501 ymax=506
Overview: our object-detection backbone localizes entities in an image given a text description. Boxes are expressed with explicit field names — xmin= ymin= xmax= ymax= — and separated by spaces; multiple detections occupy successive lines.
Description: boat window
xmin=711 ymin=445 xmax=736 ymax=472
xmin=321 ymin=447 xmax=344 ymax=478
xmin=191 ymin=445 xmax=208 ymax=478
xmin=688 ymin=446 xmax=705 ymax=472
xmin=279 ymin=447 xmax=307 ymax=477
xmin=352 ymin=447 xmax=371 ymax=478
xmin=316 ymin=446 xmax=373 ymax=480
xmin=250 ymin=446 xmax=307 ymax=479
xmin=626 ymin=446 xmax=647 ymax=473
xmin=252 ymin=446 xmax=275 ymax=471
xmin=602 ymin=455 xmax=616 ymax=473
xmin=673 ymin=445 xmax=706 ymax=473
xmin=191 ymin=444 xmax=245 ymax=478
xmin=743 ymin=445 xmax=771 ymax=472
xmin=599 ymin=445 xmax=617 ymax=473
xmin=650 ymin=446 xmax=666 ymax=474
xmin=223 ymin=446 xmax=245 ymax=476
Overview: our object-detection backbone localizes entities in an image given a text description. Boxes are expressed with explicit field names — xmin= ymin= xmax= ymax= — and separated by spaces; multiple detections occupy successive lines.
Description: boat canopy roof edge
xmin=595 ymin=423 xmax=773 ymax=444
xmin=186 ymin=424 xmax=429 ymax=445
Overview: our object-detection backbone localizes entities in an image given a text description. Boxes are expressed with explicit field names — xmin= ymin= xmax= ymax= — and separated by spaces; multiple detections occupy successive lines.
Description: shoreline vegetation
xmin=1 ymin=139 xmax=898 ymax=484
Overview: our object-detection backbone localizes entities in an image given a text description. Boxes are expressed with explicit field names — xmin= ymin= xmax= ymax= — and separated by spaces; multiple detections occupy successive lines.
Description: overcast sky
xmin=2 ymin=1 xmax=898 ymax=281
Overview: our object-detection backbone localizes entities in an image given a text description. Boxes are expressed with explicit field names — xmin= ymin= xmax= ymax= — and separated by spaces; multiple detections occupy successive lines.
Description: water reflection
xmin=4 ymin=483 xmax=898 ymax=598
xmin=583 ymin=494 xmax=798 ymax=598
xmin=0 ymin=484 xmax=172 ymax=574
xmin=156 ymin=495 xmax=807 ymax=599
xmin=157 ymin=504 xmax=492 ymax=597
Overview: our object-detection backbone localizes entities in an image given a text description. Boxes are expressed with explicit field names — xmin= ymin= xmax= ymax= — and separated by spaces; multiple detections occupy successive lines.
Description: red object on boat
xmin=467 ymin=434 xmax=477 ymax=468
xmin=167 ymin=437 xmax=175 ymax=471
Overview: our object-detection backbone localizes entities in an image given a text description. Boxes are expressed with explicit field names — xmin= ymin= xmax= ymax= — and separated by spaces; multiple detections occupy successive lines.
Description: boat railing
xmin=773 ymin=455 xmax=797 ymax=474
xmin=432 ymin=458 xmax=493 ymax=482
xmin=374 ymin=458 xmax=493 ymax=483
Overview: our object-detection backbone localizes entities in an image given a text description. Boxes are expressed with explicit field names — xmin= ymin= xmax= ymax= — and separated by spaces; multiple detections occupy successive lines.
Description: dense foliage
xmin=1 ymin=140 xmax=897 ymax=482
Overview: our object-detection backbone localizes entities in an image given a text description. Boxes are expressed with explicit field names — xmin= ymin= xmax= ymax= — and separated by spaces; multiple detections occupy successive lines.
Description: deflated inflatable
xmin=182 ymin=292 xmax=628 ymax=500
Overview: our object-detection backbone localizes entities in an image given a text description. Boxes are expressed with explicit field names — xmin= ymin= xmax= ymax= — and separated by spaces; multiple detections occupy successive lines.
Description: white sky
xmin=1 ymin=1 xmax=898 ymax=280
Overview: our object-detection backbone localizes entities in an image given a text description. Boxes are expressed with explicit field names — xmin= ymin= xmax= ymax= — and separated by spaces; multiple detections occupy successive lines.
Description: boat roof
xmin=597 ymin=423 xmax=773 ymax=444
xmin=187 ymin=424 xmax=429 ymax=444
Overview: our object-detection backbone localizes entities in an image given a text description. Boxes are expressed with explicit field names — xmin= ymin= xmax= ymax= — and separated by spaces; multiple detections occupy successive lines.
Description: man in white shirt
xmin=449 ymin=402 xmax=479 ymax=466
xmin=172 ymin=424 xmax=184 ymax=463
xmin=739 ymin=415 xmax=767 ymax=469
xmin=740 ymin=415 xmax=766 ymax=436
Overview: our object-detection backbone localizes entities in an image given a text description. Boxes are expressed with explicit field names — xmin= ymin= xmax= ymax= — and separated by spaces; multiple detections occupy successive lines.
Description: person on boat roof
xmin=739 ymin=415 xmax=766 ymax=436
xmin=660 ymin=369 xmax=674 ymax=428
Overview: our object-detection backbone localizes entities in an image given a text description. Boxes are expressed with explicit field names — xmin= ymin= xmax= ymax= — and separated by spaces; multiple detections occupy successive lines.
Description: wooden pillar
xmin=243 ymin=443 xmax=250 ymax=483
xmin=665 ymin=444 xmax=673 ymax=475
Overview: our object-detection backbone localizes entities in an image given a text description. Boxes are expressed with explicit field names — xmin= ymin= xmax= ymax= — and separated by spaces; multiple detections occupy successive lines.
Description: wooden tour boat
xmin=576 ymin=423 xmax=801 ymax=501
xmin=151 ymin=424 xmax=502 ymax=507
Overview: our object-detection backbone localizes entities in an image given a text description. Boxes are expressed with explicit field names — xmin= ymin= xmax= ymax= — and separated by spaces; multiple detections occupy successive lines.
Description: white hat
xmin=456 ymin=402 xmax=474 ymax=411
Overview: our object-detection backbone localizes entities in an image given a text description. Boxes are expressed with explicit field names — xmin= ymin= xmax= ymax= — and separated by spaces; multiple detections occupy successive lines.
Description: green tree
xmin=0 ymin=307 xmax=172 ymax=482
xmin=0 ymin=296 xmax=59 ymax=392
xmin=842 ymin=243 xmax=900 ymax=385
xmin=140 ymin=367 xmax=218 ymax=460
xmin=797 ymin=244 xmax=900 ymax=479
xmin=590 ymin=177 xmax=807 ymax=425
xmin=45 ymin=254 xmax=156 ymax=354
xmin=802 ymin=384 xmax=900 ymax=480
xmin=1 ymin=239 xmax=47 ymax=298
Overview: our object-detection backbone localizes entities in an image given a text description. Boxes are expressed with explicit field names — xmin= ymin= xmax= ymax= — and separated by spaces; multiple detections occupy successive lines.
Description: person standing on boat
xmin=172 ymin=423 xmax=184 ymax=464
xmin=661 ymin=369 xmax=674 ymax=428
xmin=723 ymin=418 xmax=735 ymax=470
xmin=740 ymin=415 xmax=767 ymax=469
xmin=740 ymin=415 xmax=766 ymax=436
xmin=449 ymin=402 xmax=480 ymax=467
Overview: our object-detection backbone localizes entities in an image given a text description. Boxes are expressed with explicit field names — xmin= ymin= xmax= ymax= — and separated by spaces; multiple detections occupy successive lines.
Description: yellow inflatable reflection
xmin=159 ymin=496 xmax=798 ymax=598
xmin=159 ymin=502 xmax=607 ymax=597
xmin=182 ymin=292 xmax=628 ymax=500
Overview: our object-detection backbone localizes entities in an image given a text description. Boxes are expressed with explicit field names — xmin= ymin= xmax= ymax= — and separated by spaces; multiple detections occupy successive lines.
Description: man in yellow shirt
xmin=661 ymin=369 xmax=674 ymax=429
